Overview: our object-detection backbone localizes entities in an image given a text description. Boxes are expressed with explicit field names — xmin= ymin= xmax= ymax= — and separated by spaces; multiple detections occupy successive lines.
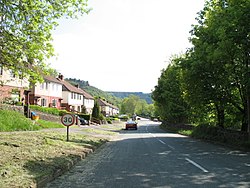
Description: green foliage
xmin=29 ymin=105 xmax=68 ymax=116
xmin=120 ymin=95 xmax=154 ymax=117
xmin=108 ymin=92 xmax=152 ymax=104
xmin=0 ymin=1 xmax=91 ymax=83
xmin=92 ymin=100 xmax=101 ymax=119
xmin=153 ymin=0 xmax=250 ymax=133
xmin=152 ymin=58 xmax=190 ymax=124
xmin=0 ymin=110 xmax=41 ymax=131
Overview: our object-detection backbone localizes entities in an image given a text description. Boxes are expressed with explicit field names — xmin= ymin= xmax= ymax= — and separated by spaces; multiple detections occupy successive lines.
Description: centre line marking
xmin=185 ymin=158 xmax=209 ymax=173
xmin=157 ymin=138 xmax=166 ymax=145
xmin=167 ymin=145 xmax=175 ymax=150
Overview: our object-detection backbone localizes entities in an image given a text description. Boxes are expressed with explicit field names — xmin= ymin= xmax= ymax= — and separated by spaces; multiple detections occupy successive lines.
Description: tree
xmin=0 ymin=0 xmax=91 ymax=82
xmin=185 ymin=0 xmax=250 ymax=130
xmin=120 ymin=95 xmax=138 ymax=115
xmin=92 ymin=100 xmax=100 ymax=119
xmin=152 ymin=56 xmax=190 ymax=124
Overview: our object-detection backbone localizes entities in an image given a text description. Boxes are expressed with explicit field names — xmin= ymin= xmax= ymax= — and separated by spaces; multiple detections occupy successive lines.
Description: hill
xmin=65 ymin=78 xmax=153 ymax=105
xmin=107 ymin=92 xmax=152 ymax=104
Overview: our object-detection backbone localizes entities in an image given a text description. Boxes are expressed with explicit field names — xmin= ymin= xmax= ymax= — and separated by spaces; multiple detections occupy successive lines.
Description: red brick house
xmin=29 ymin=75 xmax=63 ymax=108
xmin=0 ymin=65 xmax=29 ymax=104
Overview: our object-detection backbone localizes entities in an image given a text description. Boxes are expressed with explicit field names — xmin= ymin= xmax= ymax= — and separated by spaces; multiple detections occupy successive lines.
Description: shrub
xmin=30 ymin=105 xmax=67 ymax=116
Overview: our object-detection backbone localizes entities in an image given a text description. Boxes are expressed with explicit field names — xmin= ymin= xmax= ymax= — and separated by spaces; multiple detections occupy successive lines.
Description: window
xmin=0 ymin=65 xmax=3 ymax=75
xmin=10 ymin=70 xmax=16 ymax=78
xmin=40 ymin=83 xmax=44 ymax=90
xmin=41 ymin=98 xmax=47 ymax=107
xmin=45 ymin=82 xmax=48 ymax=90
xmin=71 ymin=93 xmax=73 ymax=99
xmin=52 ymin=99 xmax=57 ymax=107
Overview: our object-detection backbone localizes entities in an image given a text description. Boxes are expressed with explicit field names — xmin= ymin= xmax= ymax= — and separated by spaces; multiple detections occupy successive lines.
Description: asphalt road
xmin=46 ymin=120 xmax=250 ymax=188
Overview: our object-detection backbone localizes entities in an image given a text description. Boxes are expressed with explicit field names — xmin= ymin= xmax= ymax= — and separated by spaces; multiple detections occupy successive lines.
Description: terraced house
xmin=58 ymin=74 xmax=84 ymax=113
xmin=29 ymin=75 xmax=63 ymax=109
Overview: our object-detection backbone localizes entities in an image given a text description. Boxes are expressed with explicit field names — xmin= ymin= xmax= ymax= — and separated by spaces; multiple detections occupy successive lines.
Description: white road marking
xmin=185 ymin=158 xmax=209 ymax=173
xmin=167 ymin=145 xmax=175 ymax=150
xmin=157 ymin=138 xmax=166 ymax=145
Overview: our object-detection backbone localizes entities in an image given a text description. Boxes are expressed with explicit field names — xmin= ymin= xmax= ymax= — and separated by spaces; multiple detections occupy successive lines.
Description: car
xmin=125 ymin=120 xmax=137 ymax=130
xmin=75 ymin=115 xmax=88 ymax=125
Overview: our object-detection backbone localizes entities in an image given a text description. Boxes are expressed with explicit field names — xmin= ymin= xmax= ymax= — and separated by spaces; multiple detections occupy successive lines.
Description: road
xmin=46 ymin=120 xmax=250 ymax=188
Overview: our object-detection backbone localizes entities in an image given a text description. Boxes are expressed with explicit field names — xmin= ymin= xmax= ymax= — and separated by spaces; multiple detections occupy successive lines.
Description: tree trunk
xmin=215 ymin=103 xmax=225 ymax=128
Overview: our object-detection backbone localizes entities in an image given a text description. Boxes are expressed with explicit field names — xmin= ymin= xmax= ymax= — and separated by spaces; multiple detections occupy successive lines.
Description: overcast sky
xmin=50 ymin=0 xmax=205 ymax=93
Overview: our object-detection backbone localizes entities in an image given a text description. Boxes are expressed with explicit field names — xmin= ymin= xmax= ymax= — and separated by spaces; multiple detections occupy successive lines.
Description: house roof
xmin=58 ymin=79 xmax=94 ymax=99
xmin=60 ymin=80 xmax=83 ymax=94
xmin=43 ymin=75 xmax=62 ymax=85
xmin=98 ymin=98 xmax=118 ymax=109
xmin=78 ymin=88 xmax=94 ymax=99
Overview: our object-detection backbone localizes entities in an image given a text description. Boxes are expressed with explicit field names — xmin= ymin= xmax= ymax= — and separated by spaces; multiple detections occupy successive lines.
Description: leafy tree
xmin=120 ymin=95 xmax=138 ymax=115
xmin=0 ymin=0 xmax=91 ymax=83
xmin=152 ymin=57 xmax=190 ymax=124
xmin=92 ymin=100 xmax=100 ymax=119
xmin=185 ymin=0 xmax=250 ymax=130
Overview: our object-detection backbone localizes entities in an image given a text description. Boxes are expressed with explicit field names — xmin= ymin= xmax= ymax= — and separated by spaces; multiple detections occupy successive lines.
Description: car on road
xmin=75 ymin=115 xmax=88 ymax=125
xmin=125 ymin=120 xmax=137 ymax=130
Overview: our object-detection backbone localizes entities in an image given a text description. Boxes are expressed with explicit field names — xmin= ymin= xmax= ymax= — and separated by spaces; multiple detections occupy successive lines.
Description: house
xmin=0 ymin=65 xmax=29 ymax=104
xmin=29 ymin=75 xmax=63 ymax=108
xmin=58 ymin=74 xmax=84 ymax=112
xmin=79 ymin=88 xmax=95 ymax=114
xmin=98 ymin=98 xmax=119 ymax=117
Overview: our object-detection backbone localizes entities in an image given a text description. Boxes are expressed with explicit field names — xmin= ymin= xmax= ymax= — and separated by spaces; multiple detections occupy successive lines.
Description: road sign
xmin=61 ymin=114 xmax=75 ymax=126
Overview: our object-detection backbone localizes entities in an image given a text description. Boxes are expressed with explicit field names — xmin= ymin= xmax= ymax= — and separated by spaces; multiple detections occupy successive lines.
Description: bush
xmin=106 ymin=117 xmax=112 ymax=124
xmin=30 ymin=105 xmax=68 ymax=116
xmin=0 ymin=110 xmax=41 ymax=132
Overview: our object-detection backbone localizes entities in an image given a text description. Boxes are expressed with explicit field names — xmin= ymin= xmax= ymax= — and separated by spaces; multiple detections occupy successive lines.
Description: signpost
xmin=61 ymin=114 xmax=75 ymax=141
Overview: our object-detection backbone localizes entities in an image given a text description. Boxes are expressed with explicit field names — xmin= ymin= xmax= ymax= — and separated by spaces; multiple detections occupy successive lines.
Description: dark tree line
xmin=152 ymin=0 xmax=250 ymax=131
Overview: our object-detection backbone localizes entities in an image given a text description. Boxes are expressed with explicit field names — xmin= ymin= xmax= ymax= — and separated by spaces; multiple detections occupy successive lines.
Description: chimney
xmin=58 ymin=73 xmax=64 ymax=80
xmin=75 ymin=84 xmax=79 ymax=88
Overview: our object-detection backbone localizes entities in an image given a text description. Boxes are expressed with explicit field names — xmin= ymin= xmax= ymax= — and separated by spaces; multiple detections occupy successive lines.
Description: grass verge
xmin=0 ymin=131 xmax=109 ymax=188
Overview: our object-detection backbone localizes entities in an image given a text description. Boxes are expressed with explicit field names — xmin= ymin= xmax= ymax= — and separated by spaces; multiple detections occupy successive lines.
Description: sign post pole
xmin=61 ymin=114 xmax=75 ymax=142
xmin=67 ymin=126 xmax=69 ymax=142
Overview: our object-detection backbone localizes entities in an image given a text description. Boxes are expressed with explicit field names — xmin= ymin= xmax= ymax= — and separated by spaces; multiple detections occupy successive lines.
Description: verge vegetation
xmin=0 ymin=109 xmax=123 ymax=187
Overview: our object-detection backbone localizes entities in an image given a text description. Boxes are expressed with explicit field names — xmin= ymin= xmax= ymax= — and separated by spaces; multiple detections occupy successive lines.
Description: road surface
xmin=46 ymin=120 xmax=250 ymax=188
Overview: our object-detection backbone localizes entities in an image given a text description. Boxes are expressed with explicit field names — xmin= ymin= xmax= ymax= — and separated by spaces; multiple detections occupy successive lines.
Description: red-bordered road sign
xmin=61 ymin=114 xmax=75 ymax=126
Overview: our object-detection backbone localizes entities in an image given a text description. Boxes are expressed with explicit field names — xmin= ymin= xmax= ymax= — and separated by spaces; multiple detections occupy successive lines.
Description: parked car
xmin=125 ymin=120 xmax=137 ymax=130
xmin=75 ymin=115 xmax=88 ymax=125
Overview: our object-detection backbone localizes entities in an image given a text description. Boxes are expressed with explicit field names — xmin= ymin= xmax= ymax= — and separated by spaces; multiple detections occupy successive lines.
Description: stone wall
xmin=0 ymin=104 xmax=24 ymax=113
xmin=32 ymin=110 xmax=61 ymax=124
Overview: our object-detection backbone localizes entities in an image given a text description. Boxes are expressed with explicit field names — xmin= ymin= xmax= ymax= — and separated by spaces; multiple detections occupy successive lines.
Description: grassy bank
xmin=0 ymin=130 xmax=112 ymax=188
xmin=160 ymin=123 xmax=250 ymax=150
xmin=0 ymin=109 xmax=123 ymax=187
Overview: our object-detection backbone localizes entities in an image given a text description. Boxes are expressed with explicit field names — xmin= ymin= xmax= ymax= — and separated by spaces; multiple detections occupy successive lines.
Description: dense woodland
xmin=152 ymin=0 xmax=250 ymax=132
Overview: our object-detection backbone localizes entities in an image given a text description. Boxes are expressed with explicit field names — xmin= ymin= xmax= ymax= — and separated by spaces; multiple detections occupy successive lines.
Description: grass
xmin=0 ymin=109 xmax=122 ymax=187
xmin=36 ymin=119 xmax=65 ymax=128
xmin=0 ymin=131 xmax=110 ymax=188
xmin=0 ymin=110 xmax=41 ymax=132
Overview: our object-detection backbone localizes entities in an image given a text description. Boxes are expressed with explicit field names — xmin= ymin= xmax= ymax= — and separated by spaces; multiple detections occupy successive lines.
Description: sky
xmin=49 ymin=0 xmax=205 ymax=93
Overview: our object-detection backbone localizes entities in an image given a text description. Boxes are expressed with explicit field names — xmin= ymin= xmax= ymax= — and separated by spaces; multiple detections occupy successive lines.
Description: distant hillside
xmin=65 ymin=78 xmax=153 ymax=105
xmin=107 ymin=92 xmax=152 ymax=104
